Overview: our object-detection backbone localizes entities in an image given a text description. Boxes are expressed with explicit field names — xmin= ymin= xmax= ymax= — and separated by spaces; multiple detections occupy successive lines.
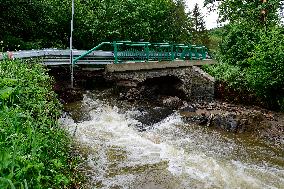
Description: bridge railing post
xmin=188 ymin=45 xmax=192 ymax=60
xmin=145 ymin=44 xmax=150 ymax=62
xmin=113 ymin=41 xmax=118 ymax=64
xmin=171 ymin=45 xmax=174 ymax=61
xmin=202 ymin=46 xmax=206 ymax=59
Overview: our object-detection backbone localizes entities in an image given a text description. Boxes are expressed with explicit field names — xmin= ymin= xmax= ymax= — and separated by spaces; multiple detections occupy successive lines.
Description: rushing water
xmin=61 ymin=90 xmax=284 ymax=189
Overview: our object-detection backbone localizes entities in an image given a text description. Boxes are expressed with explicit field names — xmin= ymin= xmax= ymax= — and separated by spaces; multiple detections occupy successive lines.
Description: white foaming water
xmin=62 ymin=95 xmax=284 ymax=189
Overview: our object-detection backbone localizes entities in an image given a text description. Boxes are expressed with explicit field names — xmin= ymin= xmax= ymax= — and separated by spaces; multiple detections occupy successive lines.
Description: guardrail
xmin=0 ymin=49 xmax=114 ymax=65
xmin=0 ymin=41 xmax=211 ymax=66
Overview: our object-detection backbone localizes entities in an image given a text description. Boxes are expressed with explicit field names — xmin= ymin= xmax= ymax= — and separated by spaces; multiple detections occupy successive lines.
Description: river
xmin=60 ymin=89 xmax=284 ymax=189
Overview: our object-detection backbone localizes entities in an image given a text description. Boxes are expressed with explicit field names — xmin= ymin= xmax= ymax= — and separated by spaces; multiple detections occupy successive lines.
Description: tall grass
xmin=0 ymin=59 xmax=80 ymax=188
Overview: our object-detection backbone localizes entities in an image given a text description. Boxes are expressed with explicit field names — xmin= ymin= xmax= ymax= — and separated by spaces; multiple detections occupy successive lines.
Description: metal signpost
xmin=70 ymin=0 xmax=74 ymax=88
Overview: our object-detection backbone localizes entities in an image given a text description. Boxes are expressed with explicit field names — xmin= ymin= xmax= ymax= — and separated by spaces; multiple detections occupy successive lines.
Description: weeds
xmin=0 ymin=59 xmax=81 ymax=188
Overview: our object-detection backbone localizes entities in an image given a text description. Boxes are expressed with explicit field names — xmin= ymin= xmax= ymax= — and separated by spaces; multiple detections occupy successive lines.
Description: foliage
xmin=204 ymin=0 xmax=283 ymax=26
xmin=205 ymin=26 xmax=284 ymax=109
xmin=203 ymin=0 xmax=284 ymax=110
xmin=219 ymin=0 xmax=281 ymax=25
xmin=244 ymin=26 xmax=284 ymax=107
xmin=73 ymin=0 xmax=192 ymax=49
xmin=191 ymin=3 xmax=209 ymax=46
xmin=0 ymin=0 xmax=70 ymax=50
xmin=0 ymin=0 xmax=192 ymax=50
xmin=204 ymin=62 xmax=243 ymax=86
xmin=217 ymin=23 xmax=261 ymax=68
xmin=207 ymin=27 xmax=224 ymax=55
xmin=0 ymin=60 xmax=80 ymax=188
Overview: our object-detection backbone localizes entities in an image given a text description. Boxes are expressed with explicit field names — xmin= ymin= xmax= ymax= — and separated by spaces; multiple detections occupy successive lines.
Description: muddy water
xmin=61 ymin=90 xmax=284 ymax=189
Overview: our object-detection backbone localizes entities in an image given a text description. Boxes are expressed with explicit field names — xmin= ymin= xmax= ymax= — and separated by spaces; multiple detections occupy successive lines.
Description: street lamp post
xmin=70 ymin=0 xmax=74 ymax=88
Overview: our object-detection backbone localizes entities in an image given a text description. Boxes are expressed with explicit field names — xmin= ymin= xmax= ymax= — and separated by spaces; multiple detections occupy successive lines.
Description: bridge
xmin=0 ymin=41 xmax=215 ymax=101
xmin=0 ymin=41 xmax=213 ymax=64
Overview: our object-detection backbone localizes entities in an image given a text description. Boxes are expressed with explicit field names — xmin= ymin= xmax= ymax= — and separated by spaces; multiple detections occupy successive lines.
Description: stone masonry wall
xmin=104 ymin=66 xmax=215 ymax=101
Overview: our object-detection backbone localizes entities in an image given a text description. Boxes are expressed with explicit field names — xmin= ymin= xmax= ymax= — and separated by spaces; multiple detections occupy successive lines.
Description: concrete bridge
xmin=0 ymin=41 xmax=216 ymax=101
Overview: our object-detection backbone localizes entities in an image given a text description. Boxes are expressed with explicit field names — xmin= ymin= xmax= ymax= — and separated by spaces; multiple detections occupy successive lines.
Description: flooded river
xmin=61 ymin=90 xmax=284 ymax=189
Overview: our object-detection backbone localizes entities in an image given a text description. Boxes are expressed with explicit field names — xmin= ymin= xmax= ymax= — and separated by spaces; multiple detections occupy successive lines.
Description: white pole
xmin=70 ymin=0 xmax=74 ymax=88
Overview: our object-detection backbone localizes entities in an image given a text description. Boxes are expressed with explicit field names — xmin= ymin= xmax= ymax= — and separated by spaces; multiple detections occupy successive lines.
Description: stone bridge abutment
xmin=105 ymin=65 xmax=215 ymax=101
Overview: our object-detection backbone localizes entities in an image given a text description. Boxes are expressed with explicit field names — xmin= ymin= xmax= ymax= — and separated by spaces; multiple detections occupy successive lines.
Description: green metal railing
xmin=73 ymin=42 xmax=112 ymax=64
xmin=73 ymin=41 xmax=209 ymax=65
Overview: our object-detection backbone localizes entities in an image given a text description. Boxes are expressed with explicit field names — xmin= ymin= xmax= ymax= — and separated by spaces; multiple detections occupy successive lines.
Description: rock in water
xmin=181 ymin=105 xmax=196 ymax=112
xmin=179 ymin=105 xmax=197 ymax=117
xmin=162 ymin=96 xmax=182 ymax=109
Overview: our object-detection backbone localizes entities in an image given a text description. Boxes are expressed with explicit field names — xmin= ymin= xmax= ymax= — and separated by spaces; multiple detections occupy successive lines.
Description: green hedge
xmin=0 ymin=60 xmax=80 ymax=188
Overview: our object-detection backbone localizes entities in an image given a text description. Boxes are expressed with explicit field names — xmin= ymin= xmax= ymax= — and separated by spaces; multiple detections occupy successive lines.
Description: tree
xmin=208 ymin=0 xmax=283 ymax=68
xmin=245 ymin=26 xmax=284 ymax=107
xmin=204 ymin=0 xmax=283 ymax=26
xmin=168 ymin=0 xmax=193 ymax=43
xmin=0 ymin=0 xmax=71 ymax=50
xmin=73 ymin=0 xmax=193 ymax=49
xmin=204 ymin=0 xmax=284 ymax=109
xmin=0 ymin=0 xmax=193 ymax=50
xmin=191 ymin=3 xmax=209 ymax=45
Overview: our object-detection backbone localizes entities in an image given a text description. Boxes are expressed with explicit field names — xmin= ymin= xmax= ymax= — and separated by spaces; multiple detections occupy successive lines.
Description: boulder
xmin=209 ymin=113 xmax=238 ymax=132
xmin=162 ymin=96 xmax=182 ymax=109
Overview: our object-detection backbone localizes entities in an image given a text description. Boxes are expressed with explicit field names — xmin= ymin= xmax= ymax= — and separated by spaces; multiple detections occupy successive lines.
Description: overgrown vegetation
xmin=0 ymin=0 xmax=193 ymax=50
xmin=0 ymin=60 xmax=81 ymax=188
xmin=204 ymin=0 xmax=284 ymax=110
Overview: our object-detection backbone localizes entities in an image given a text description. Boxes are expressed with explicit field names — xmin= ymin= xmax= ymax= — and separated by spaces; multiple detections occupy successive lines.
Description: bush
xmin=245 ymin=26 xmax=284 ymax=108
xmin=218 ymin=23 xmax=260 ymax=68
xmin=205 ymin=26 xmax=284 ymax=110
xmin=203 ymin=62 xmax=244 ymax=87
xmin=0 ymin=60 xmax=79 ymax=188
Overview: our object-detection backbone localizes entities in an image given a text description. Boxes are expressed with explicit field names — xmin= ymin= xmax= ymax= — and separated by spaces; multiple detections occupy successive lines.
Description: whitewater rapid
xmin=60 ymin=93 xmax=284 ymax=189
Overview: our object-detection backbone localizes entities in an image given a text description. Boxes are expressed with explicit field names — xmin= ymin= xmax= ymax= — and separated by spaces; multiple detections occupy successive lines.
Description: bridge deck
xmin=105 ymin=59 xmax=215 ymax=72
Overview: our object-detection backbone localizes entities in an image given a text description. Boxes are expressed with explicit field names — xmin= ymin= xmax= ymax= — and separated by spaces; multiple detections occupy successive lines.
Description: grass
xmin=0 ymin=59 xmax=82 ymax=188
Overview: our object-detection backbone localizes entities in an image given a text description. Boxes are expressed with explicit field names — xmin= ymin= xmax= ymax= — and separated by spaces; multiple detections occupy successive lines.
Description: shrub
xmin=218 ymin=23 xmax=260 ymax=68
xmin=205 ymin=26 xmax=284 ymax=110
xmin=245 ymin=26 xmax=284 ymax=108
xmin=0 ymin=59 xmax=79 ymax=188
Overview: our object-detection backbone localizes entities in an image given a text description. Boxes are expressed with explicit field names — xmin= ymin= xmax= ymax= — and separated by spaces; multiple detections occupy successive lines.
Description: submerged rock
xmin=206 ymin=112 xmax=266 ymax=133
xmin=58 ymin=88 xmax=84 ymax=103
xmin=180 ymin=105 xmax=196 ymax=113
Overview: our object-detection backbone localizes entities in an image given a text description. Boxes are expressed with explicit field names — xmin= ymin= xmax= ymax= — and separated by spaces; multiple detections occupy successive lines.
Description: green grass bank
xmin=0 ymin=60 xmax=81 ymax=188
